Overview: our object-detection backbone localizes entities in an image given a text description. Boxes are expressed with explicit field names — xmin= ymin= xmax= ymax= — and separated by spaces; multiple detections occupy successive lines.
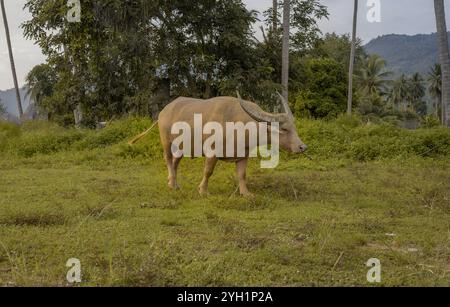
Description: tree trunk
xmin=281 ymin=0 xmax=290 ymax=102
xmin=435 ymin=100 xmax=438 ymax=118
xmin=439 ymin=88 xmax=444 ymax=125
xmin=347 ymin=0 xmax=358 ymax=115
xmin=443 ymin=99 xmax=446 ymax=125
xmin=1 ymin=0 xmax=23 ymax=119
xmin=435 ymin=96 xmax=440 ymax=119
xmin=272 ymin=0 xmax=278 ymax=33
xmin=434 ymin=0 xmax=450 ymax=127
xmin=73 ymin=104 xmax=83 ymax=127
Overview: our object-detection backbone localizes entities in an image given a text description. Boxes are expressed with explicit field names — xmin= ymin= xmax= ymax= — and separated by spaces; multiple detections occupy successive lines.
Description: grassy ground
xmin=0 ymin=119 xmax=449 ymax=286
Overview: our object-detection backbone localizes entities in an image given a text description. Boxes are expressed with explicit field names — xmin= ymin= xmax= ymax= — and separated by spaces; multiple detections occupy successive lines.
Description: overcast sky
xmin=1 ymin=0 xmax=449 ymax=90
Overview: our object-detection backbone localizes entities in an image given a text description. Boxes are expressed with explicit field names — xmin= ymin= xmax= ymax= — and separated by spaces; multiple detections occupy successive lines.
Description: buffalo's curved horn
xmin=237 ymin=92 xmax=285 ymax=123
xmin=277 ymin=92 xmax=294 ymax=120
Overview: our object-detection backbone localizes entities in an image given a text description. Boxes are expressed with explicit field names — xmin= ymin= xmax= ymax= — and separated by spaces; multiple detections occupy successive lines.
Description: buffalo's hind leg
xmin=198 ymin=158 xmax=218 ymax=196
xmin=236 ymin=158 xmax=253 ymax=197
xmin=172 ymin=156 xmax=183 ymax=189
xmin=164 ymin=145 xmax=181 ymax=190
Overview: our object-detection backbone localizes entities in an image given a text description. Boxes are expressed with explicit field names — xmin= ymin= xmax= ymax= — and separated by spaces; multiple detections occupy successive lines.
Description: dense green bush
xmin=1 ymin=117 xmax=449 ymax=161
xmin=0 ymin=121 xmax=21 ymax=152
xmin=0 ymin=121 xmax=21 ymax=139
xmin=420 ymin=115 xmax=441 ymax=129
xmin=73 ymin=117 xmax=153 ymax=150
xmin=8 ymin=129 xmax=85 ymax=158
xmin=409 ymin=128 xmax=450 ymax=157
xmin=298 ymin=118 xmax=450 ymax=161
xmin=1 ymin=118 xmax=155 ymax=157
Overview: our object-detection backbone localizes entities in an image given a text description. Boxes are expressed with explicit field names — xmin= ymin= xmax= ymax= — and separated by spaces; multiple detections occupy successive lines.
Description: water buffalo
xmin=157 ymin=93 xmax=307 ymax=196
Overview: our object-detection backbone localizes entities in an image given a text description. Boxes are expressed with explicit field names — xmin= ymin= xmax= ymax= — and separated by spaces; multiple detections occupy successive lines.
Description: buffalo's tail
xmin=127 ymin=121 xmax=159 ymax=146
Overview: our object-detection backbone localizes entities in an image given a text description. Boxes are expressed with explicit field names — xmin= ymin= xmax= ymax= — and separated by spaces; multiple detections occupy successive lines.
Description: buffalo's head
xmin=237 ymin=92 xmax=308 ymax=154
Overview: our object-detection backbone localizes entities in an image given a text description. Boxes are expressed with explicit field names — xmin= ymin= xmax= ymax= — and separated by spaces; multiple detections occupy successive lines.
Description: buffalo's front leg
xmin=198 ymin=158 xmax=218 ymax=196
xmin=236 ymin=158 xmax=252 ymax=197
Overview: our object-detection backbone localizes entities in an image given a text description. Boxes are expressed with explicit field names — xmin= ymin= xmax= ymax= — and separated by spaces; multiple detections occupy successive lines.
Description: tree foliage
xmin=294 ymin=58 xmax=347 ymax=118
xmin=357 ymin=54 xmax=392 ymax=97
xmin=22 ymin=0 xmax=332 ymax=125
xmin=21 ymin=1 xmax=434 ymax=125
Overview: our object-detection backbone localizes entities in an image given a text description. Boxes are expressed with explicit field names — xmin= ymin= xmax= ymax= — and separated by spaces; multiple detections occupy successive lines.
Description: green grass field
xmin=0 ymin=118 xmax=449 ymax=286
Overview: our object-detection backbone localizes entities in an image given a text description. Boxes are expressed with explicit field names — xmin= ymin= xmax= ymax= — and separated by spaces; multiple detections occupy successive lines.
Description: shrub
xmin=410 ymin=128 xmax=450 ymax=157
xmin=0 ymin=121 xmax=21 ymax=152
xmin=348 ymin=136 xmax=408 ymax=161
xmin=74 ymin=117 xmax=153 ymax=150
xmin=1 ymin=116 xmax=449 ymax=161
xmin=335 ymin=114 xmax=363 ymax=128
xmin=13 ymin=130 xmax=85 ymax=157
xmin=420 ymin=116 xmax=441 ymax=129
xmin=1 ymin=121 xmax=86 ymax=157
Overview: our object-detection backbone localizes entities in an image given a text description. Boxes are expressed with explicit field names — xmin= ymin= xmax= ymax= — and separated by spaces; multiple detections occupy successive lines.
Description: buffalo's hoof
xmin=198 ymin=186 xmax=209 ymax=197
xmin=240 ymin=192 xmax=254 ymax=198
xmin=168 ymin=181 xmax=180 ymax=190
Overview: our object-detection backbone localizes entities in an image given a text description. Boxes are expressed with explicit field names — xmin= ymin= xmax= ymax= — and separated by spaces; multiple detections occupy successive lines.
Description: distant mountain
xmin=364 ymin=33 xmax=450 ymax=76
xmin=0 ymin=87 xmax=32 ymax=119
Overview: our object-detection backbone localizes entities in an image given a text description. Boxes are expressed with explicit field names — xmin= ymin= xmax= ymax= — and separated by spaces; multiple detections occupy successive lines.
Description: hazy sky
xmin=1 ymin=0 xmax=449 ymax=90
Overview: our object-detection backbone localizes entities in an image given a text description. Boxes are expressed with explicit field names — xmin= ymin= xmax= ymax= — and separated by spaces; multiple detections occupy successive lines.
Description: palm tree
xmin=358 ymin=54 xmax=392 ymax=97
xmin=409 ymin=73 xmax=425 ymax=102
xmin=1 ymin=0 xmax=23 ymax=118
xmin=272 ymin=0 xmax=278 ymax=34
xmin=428 ymin=64 xmax=443 ymax=121
xmin=408 ymin=73 xmax=427 ymax=114
xmin=390 ymin=74 xmax=410 ymax=111
xmin=25 ymin=64 xmax=56 ymax=107
xmin=434 ymin=0 xmax=450 ymax=127
xmin=347 ymin=0 xmax=358 ymax=115
xmin=281 ymin=0 xmax=290 ymax=101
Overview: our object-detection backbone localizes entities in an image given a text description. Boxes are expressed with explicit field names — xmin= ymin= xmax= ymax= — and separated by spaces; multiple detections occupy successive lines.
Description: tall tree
xmin=347 ymin=0 xmax=358 ymax=115
xmin=289 ymin=0 xmax=328 ymax=51
xmin=262 ymin=0 xmax=327 ymax=87
xmin=434 ymin=0 xmax=450 ymax=127
xmin=295 ymin=58 xmax=348 ymax=118
xmin=409 ymin=73 xmax=425 ymax=102
xmin=272 ymin=0 xmax=278 ymax=33
xmin=428 ymin=64 xmax=443 ymax=121
xmin=25 ymin=63 xmax=57 ymax=116
xmin=1 ymin=0 xmax=23 ymax=118
xmin=282 ymin=0 xmax=290 ymax=101
xmin=390 ymin=74 xmax=410 ymax=111
xmin=358 ymin=54 xmax=392 ymax=97
xmin=409 ymin=73 xmax=427 ymax=115
xmin=23 ymin=0 xmax=260 ymax=123
xmin=313 ymin=33 xmax=365 ymax=69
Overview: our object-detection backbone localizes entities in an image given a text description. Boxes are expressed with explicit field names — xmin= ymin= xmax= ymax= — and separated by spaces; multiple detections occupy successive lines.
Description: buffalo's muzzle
xmin=300 ymin=144 xmax=308 ymax=153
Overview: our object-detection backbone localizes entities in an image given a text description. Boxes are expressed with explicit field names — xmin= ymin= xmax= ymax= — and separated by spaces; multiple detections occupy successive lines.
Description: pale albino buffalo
xmin=156 ymin=93 xmax=307 ymax=196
